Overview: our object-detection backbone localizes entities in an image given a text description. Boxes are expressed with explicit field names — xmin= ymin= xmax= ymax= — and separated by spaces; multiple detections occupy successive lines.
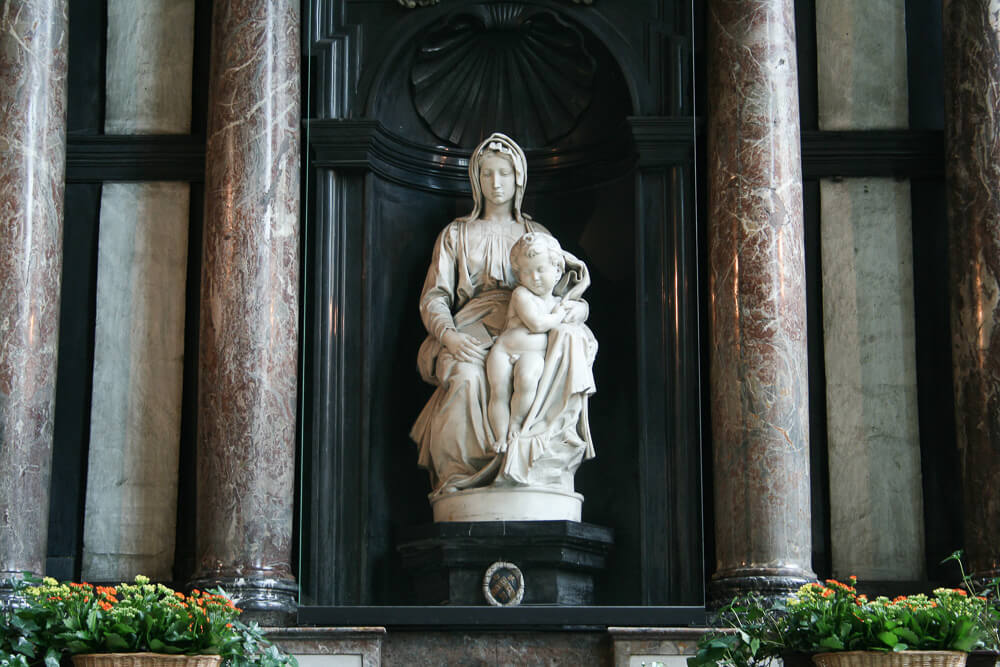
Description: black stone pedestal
xmin=397 ymin=520 xmax=614 ymax=605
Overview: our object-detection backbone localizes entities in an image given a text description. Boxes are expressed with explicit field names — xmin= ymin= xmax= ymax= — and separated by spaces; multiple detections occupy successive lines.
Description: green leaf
xmin=750 ymin=638 xmax=761 ymax=655
xmin=104 ymin=633 xmax=130 ymax=650
xmin=9 ymin=616 xmax=38 ymax=633
xmin=894 ymin=627 xmax=920 ymax=644
xmin=952 ymin=636 xmax=978 ymax=652
xmin=149 ymin=639 xmax=166 ymax=652
xmin=878 ymin=632 xmax=900 ymax=648
xmin=820 ymin=636 xmax=845 ymax=650
xmin=112 ymin=622 xmax=137 ymax=635
xmin=43 ymin=648 xmax=60 ymax=667
xmin=12 ymin=638 xmax=34 ymax=659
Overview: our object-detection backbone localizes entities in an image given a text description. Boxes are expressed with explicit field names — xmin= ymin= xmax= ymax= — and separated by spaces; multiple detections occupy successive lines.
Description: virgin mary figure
xmin=410 ymin=133 xmax=597 ymax=514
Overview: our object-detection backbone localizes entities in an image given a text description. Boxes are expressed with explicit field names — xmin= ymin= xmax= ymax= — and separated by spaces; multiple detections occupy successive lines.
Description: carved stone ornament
xmin=410 ymin=133 xmax=598 ymax=523
xmin=410 ymin=4 xmax=596 ymax=147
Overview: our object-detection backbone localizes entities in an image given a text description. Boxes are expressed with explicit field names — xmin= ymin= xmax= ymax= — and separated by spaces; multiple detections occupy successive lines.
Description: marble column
xmin=190 ymin=0 xmax=301 ymax=622
xmin=82 ymin=0 xmax=195 ymax=583
xmin=707 ymin=0 xmax=815 ymax=602
xmin=0 ymin=0 xmax=68 ymax=598
xmin=816 ymin=0 xmax=925 ymax=581
xmin=944 ymin=0 xmax=1000 ymax=583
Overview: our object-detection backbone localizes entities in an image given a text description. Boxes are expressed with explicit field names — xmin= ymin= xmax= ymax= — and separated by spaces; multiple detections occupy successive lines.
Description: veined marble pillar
xmin=944 ymin=0 xmax=1000 ymax=583
xmin=191 ymin=0 xmax=301 ymax=622
xmin=707 ymin=0 xmax=815 ymax=602
xmin=81 ymin=0 xmax=195 ymax=583
xmin=0 ymin=0 xmax=68 ymax=597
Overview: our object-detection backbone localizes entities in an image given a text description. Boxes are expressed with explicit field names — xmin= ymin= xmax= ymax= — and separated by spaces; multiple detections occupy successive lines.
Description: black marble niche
xmin=300 ymin=0 xmax=702 ymax=611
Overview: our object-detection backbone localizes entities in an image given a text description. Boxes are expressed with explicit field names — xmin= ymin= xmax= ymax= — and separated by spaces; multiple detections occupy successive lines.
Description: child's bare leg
xmin=508 ymin=352 xmax=545 ymax=440
xmin=486 ymin=343 xmax=514 ymax=452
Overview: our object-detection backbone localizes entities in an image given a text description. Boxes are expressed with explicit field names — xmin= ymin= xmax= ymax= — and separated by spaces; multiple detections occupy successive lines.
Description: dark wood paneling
xmin=801 ymin=130 xmax=944 ymax=179
xmin=47 ymin=184 xmax=102 ymax=582
xmin=802 ymin=179 xmax=831 ymax=580
xmin=66 ymin=136 xmax=206 ymax=183
xmin=67 ymin=0 xmax=106 ymax=135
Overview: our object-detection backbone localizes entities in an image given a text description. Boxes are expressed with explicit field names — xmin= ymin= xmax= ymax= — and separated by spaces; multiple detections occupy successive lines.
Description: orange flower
xmin=822 ymin=589 xmax=834 ymax=598
xmin=825 ymin=579 xmax=856 ymax=592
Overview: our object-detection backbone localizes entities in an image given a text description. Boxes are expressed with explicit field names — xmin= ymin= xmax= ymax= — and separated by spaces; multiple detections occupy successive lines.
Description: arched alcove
xmin=300 ymin=0 xmax=701 ymax=615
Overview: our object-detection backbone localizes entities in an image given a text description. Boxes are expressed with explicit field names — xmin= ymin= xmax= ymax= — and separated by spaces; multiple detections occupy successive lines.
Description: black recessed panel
xmin=301 ymin=0 xmax=700 ymax=609
xmin=47 ymin=184 xmax=102 ymax=581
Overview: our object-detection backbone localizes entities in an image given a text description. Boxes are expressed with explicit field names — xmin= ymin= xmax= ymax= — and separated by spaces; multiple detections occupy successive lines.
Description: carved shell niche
xmin=410 ymin=4 xmax=597 ymax=148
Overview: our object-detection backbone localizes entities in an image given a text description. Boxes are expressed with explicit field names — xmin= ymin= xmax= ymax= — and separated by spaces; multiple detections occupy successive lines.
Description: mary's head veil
xmin=459 ymin=132 xmax=529 ymax=224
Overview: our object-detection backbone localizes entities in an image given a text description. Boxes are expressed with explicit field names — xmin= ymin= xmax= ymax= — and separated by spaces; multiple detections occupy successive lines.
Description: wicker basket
xmin=71 ymin=654 xmax=223 ymax=667
xmin=813 ymin=651 xmax=968 ymax=667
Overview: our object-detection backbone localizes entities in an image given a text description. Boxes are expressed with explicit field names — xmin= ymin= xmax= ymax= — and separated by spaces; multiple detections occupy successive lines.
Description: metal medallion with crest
xmin=482 ymin=561 xmax=525 ymax=606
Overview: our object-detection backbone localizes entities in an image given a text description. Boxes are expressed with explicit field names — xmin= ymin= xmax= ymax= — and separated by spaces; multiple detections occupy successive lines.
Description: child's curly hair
xmin=510 ymin=232 xmax=564 ymax=279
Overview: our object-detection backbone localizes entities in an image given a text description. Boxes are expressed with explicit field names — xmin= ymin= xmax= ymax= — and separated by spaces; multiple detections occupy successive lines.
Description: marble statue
xmin=410 ymin=133 xmax=598 ymax=522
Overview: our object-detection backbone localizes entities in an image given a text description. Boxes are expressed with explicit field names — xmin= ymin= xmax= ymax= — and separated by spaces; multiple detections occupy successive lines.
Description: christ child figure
xmin=486 ymin=232 xmax=572 ymax=454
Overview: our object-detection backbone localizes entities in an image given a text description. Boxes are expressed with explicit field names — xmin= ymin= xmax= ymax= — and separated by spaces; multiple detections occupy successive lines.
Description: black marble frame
xmin=298 ymin=0 xmax=704 ymax=614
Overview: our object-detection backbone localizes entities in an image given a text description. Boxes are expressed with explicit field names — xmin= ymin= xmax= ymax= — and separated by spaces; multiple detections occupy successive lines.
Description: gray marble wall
xmin=81 ymin=0 xmax=195 ymax=581
xmin=816 ymin=0 xmax=925 ymax=580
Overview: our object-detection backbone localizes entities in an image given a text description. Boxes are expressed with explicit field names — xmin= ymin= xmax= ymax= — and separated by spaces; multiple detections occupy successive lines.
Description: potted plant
xmin=690 ymin=577 xmax=992 ymax=667
xmin=941 ymin=552 xmax=1000 ymax=667
xmin=0 ymin=576 xmax=296 ymax=667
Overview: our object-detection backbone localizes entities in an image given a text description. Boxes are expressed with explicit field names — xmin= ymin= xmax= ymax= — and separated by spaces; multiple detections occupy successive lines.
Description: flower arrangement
xmin=690 ymin=577 xmax=992 ymax=667
xmin=0 ymin=576 xmax=295 ymax=667
xmin=784 ymin=578 xmax=986 ymax=653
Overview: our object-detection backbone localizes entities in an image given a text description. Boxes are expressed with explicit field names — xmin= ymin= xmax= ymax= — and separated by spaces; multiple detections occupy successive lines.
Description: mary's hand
xmin=441 ymin=329 xmax=489 ymax=363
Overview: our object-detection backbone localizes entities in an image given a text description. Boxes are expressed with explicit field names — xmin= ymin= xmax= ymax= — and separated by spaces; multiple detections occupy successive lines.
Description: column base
xmin=189 ymin=571 xmax=298 ymax=626
xmin=708 ymin=566 xmax=816 ymax=609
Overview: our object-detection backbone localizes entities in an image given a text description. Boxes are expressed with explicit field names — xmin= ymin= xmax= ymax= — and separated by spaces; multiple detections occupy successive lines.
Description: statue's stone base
xmin=430 ymin=486 xmax=583 ymax=522
xmin=397 ymin=520 xmax=614 ymax=605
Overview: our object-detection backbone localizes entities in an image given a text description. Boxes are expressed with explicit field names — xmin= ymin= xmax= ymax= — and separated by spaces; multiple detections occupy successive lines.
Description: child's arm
xmin=511 ymin=286 xmax=566 ymax=333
